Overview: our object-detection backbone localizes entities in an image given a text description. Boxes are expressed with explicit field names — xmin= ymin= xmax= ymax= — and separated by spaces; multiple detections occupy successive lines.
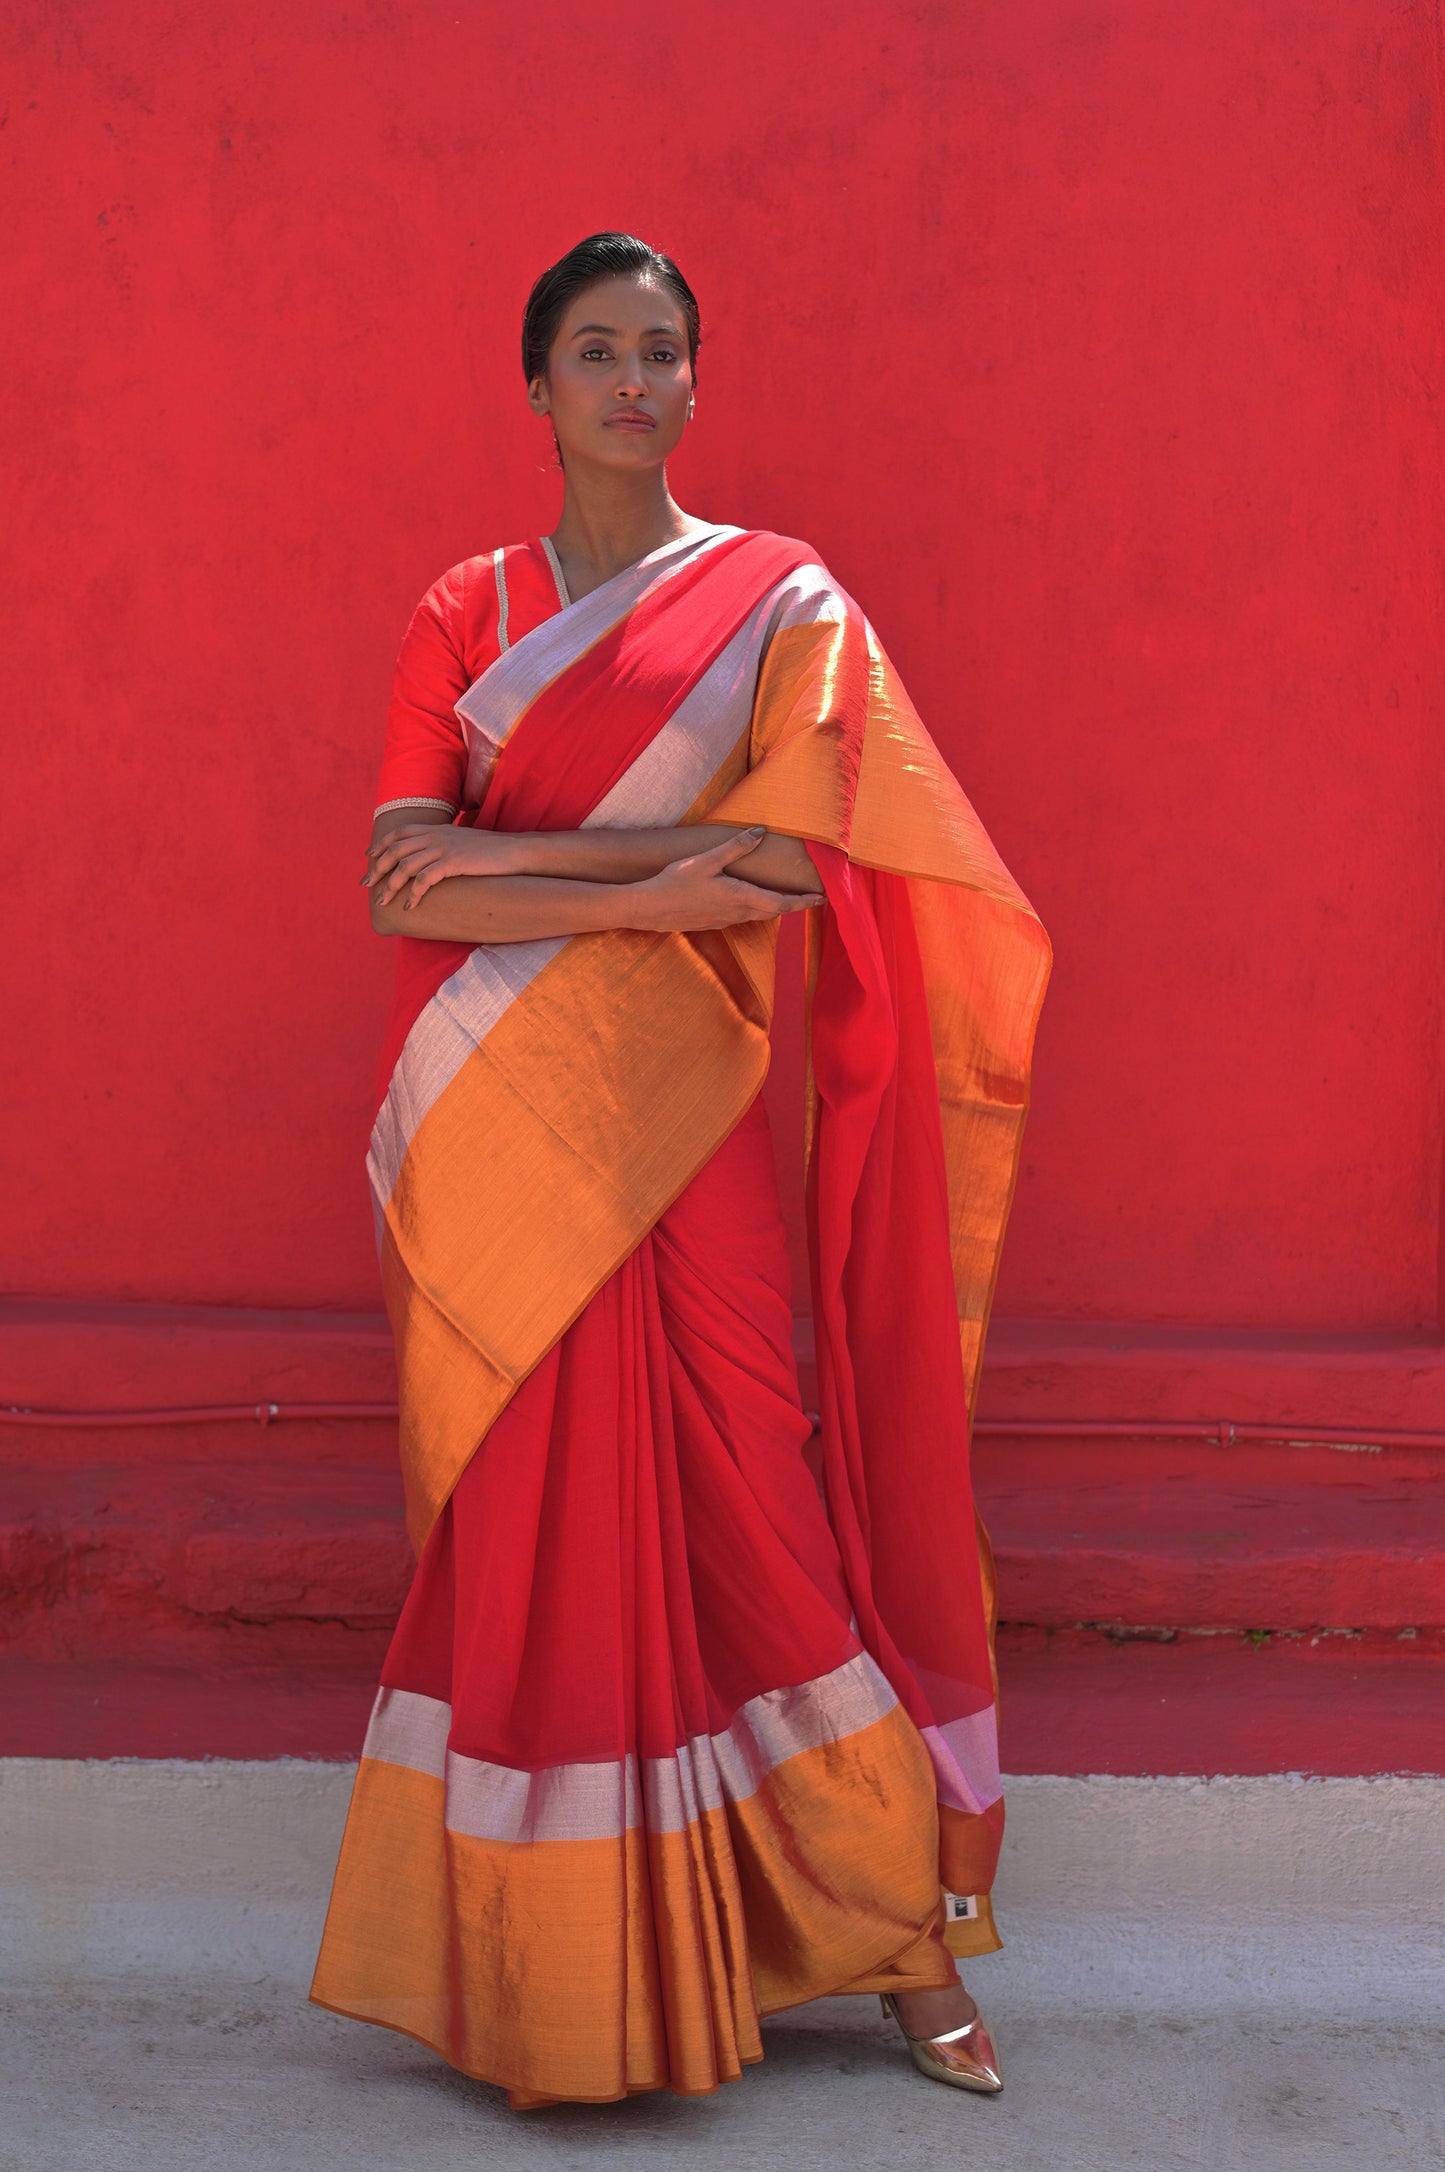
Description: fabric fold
xmin=313 ymin=530 xmax=1047 ymax=2102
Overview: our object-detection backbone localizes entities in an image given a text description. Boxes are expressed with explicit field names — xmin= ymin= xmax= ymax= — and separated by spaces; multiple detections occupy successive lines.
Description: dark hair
xmin=521 ymin=232 xmax=701 ymax=384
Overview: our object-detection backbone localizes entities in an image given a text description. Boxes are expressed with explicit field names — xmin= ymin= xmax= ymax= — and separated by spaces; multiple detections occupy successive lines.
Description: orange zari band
xmin=314 ymin=528 xmax=1049 ymax=2103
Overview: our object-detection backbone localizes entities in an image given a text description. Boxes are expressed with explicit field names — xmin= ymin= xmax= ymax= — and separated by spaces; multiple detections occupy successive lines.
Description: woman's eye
xmin=580 ymin=347 xmax=609 ymax=362
xmin=649 ymin=349 xmax=678 ymax=364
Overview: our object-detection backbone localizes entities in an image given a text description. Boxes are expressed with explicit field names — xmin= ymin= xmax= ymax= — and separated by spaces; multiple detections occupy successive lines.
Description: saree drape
xmin=311 ymin=525 xmax=1051 ymax=2106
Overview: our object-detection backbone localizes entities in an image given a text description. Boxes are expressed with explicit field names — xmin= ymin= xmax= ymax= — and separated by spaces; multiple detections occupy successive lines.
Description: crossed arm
xmin=362 ymin=809 xmax=825 ymax=944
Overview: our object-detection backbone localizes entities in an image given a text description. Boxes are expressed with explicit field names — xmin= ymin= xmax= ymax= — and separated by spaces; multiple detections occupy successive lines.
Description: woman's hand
xmin=628 ymin=829 xmax=824 ymax=931
xmin=363 ymin=823 xmax=523 ymax=909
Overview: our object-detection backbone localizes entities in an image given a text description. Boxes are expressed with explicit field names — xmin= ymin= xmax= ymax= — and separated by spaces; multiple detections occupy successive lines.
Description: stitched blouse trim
xmin=492 ymin=545 xmax=511 ymax=653
xmin=539 ymin=534 xmax=571 ymax=609
xmin=373 ymin=796 xmax=458 ymax=818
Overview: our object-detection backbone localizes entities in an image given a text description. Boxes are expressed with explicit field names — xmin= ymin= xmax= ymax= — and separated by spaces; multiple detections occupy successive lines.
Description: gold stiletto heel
xmin=879 ymin=1992 xmax=1003 ymax=2094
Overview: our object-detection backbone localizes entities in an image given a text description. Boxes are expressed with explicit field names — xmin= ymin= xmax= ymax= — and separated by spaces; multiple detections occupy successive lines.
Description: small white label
xmin=944 ymin=1891 xmax=978 ymax=1922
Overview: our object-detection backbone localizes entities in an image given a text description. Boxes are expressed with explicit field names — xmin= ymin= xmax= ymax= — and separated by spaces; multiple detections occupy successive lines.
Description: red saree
xmin=311 ymin=526 xmax=1050 ymax=2106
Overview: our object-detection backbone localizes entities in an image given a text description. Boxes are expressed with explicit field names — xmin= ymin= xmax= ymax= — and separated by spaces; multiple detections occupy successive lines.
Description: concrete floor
xmin=3 ymin=1763 xmax=1443 ymax=2172
xmin=5 ymin=1977 xmax=1444 ymax=2172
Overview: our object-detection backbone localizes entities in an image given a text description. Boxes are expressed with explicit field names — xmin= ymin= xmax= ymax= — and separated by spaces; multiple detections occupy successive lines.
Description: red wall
xmin=4 ymin=1 xmax=1442 ymax=1331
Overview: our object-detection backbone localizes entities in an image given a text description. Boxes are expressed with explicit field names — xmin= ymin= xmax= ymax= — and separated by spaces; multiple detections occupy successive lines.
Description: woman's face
xmin=528 ymin=273 xmax=694 ymax=473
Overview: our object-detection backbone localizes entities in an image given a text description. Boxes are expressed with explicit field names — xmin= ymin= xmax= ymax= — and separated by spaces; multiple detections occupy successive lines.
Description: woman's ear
xmin=527 ymin=374 xmax=550 ymax=418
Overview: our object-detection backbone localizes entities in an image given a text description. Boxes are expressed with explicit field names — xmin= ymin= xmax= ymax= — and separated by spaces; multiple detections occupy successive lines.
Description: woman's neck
xmin=546 ymin=468 xmax=710 ymax=602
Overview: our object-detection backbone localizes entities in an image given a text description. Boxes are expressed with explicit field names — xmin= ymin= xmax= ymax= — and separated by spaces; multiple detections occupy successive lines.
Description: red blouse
xmin=373 ymin=541 xmax=570 ymax=816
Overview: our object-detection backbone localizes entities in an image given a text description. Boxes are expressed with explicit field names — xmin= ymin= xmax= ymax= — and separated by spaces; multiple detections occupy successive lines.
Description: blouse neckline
xmin=537 ymin=534 xmax=571 ymax=609
xmin=533 ymin=524 xmax=733 ymax=617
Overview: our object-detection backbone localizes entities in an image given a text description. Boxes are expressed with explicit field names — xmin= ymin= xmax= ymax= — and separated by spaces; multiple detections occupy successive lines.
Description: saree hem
xmin=309 ymin=1905 xmax=982 ymax=2109
xmin=305 ymin=1991 xmax=767 ymax=2109
xmin=337 ymin=527 xmax=1047 ymax=2113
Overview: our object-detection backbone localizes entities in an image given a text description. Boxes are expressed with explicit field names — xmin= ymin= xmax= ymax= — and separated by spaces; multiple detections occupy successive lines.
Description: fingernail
xmin=746 ymin=825 xmax=766 ymax=838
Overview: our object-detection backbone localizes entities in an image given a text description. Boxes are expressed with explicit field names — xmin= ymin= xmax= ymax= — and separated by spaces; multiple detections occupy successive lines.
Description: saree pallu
xmin=311 ymin=526 xmax=1051 ymax=2106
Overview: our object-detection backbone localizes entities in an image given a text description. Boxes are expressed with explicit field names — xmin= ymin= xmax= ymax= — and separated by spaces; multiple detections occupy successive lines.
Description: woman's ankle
xmin=890 ymin=1979 xmax=978 ymax=2034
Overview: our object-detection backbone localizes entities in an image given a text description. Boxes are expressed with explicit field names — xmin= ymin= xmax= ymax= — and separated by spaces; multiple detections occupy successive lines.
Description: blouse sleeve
xmin=372 ymin=568 xmax=471 ymax=818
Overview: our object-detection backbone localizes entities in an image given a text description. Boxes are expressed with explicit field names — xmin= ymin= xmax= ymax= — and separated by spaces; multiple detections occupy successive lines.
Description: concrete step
xmin=3 ymin=1627 xmax=1440 ymax=1773
xmin=0 ymin=1460 xmax=410 ymax=1662
xmin=993 ymin=1624 xmax=1445 ymax=1776
xmin=0 ymin=1655 xmax=380 ymax=1759
xmin=2 ymin=1447 xmax=1438 ymax=1663
xmin=4 ymin=1306 xmax=1443 ymax=1770
xmin=980 ymin=1474 xmax=1445 ymax=1627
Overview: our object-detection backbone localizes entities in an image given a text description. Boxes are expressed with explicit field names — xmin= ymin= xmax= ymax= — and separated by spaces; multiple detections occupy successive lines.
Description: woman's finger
xmin=720 ymin=879 xmax=823 ymax=918
xmin=377 ymin=852 xmax=440 ymax=901
xmin=366 ymin=834 xmax=435 ymax=878
xmin=387 ymin=840 xmax=448 ymax=882
xmin=407 ymin=863 xmax=457 ymax=904
xmin=760 ymin=891 xmax=824 ymax=914
xmin=368 ymin=824 xmax=432 ymax=855
xmin=365 ymin=835 xmax=409 ymax=876
xmin=691 ymin=827 xmax=767 ymax=870
xmin=363 ymin=825 xmax=445 ymax=884
xmin=403 ymin=864 xmax=458 ymax=906
xmin=718 ymin=825 xmax=769 ymax=863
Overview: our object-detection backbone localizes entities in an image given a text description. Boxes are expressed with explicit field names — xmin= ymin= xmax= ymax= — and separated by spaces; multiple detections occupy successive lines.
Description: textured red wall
xmin=4 ymin=1 xmax=1442 ymax=1330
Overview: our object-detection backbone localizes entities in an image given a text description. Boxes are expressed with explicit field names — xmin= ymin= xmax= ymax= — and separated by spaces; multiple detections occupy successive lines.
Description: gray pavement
xmin=3 ymin=1960 xmax=1442 ymax=2171
xmin=3 ymin=1763 xmax=1442 ymax=2171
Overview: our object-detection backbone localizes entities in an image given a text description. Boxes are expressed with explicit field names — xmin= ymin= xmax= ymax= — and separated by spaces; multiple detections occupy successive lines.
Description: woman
xmin=311 ymin=232 xmax=1050 ymax=2110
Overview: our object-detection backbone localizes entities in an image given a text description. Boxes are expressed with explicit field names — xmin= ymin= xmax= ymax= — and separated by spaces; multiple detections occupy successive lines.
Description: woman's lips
xmin=605 ymin=412 xmax=656 ymax=431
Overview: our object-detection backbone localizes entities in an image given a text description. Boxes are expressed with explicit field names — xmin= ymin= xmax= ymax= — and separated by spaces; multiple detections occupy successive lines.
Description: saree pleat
xmin=313 ymin=1101 xmax=957 ymax=2104
xmin=313 ymin=527 xmax=1049 ymax=2103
